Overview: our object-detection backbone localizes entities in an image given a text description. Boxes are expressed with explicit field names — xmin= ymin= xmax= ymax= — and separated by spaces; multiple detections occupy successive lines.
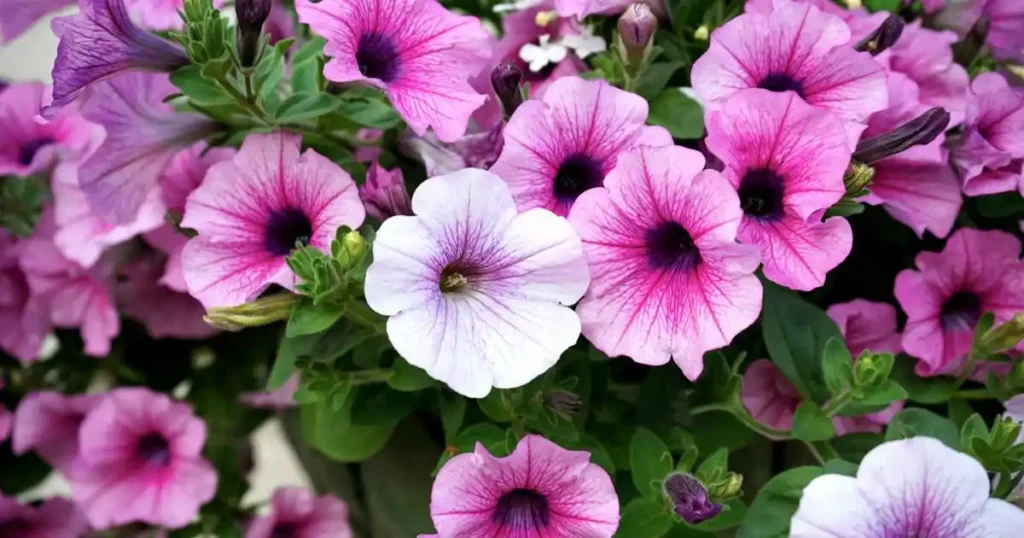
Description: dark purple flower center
xmin=645 ymin=221 xmax=702 ymax=271
xmin=439 ymin=263 xmax=472 ymax=293
xmin=553 ymin=153 xmax=604 ymax=203
xmin=265 ymin=208 xmax=313 ymax=256
xmin=356 ymin=32 xmax=400 ymax=83
xmin=19 ymin=137 xmax=54 ymax=166
xmin=136 ymin=433 xmax=171 ymax=467
xmin=270 ymin=523 xmax=299 ymax=538
xmin=941 ymin=290 xmax=982 ymax=330
xmin=739 ymin=168 xmax=785 ymax=220
xmin=758 ymin=73 xmax=805 ymax=97
xmin=492 ymin=488 xmax=550 ymax=531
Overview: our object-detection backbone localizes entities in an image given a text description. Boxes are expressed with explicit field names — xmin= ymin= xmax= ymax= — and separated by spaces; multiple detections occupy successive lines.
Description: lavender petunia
xmin=364 ymin=168 xmax=589 ymax=398
xmin=245 ymin=487 xmax=351 ymax=538
xmin=0 ymin=0 xmax=76 ymax=44
xmin=400 ymin=124 xmax=505 ymax=178
xmin=0 ymin=232 xmax=50 ymax=363
xmin=12 ymin=390 xmax=103 ymax=471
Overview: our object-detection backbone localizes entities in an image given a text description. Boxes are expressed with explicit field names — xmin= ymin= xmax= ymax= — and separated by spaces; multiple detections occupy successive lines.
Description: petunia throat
xmin=492 ymin=488 xmax=550 ymax=530
xmin=738 ymin=168 xmax=785 ymax=220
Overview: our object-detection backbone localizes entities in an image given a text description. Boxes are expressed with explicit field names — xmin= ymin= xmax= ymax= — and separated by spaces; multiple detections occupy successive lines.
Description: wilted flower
xmin=359 ymin=162 xmax=412 ymax=221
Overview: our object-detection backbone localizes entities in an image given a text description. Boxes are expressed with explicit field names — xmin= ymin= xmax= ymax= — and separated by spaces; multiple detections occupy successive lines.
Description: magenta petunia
xmin=568 ymin=146 xmax=762 ymax=379
xmin=791 ymin=437 xmax=1024 ymax=537
xmin=0 ymin=495 xmax=90 ymax=538
xmin=692 ymin=0 xmax=888 ymax=146
xmin=12 ymin=390 xmax=103 ymax=471
xmin=296 ymin=0 xmax=491 ymax=142
xmin=429 ymin=434 xmax=619 ymax=537
xmin=69 ymin=387 xmax=217 ymax=529
xmin=0 ymin=0 xmax=76 ymax=44
xmin=245 ymin=487 xmax=351 ymax=538
xmin=950 ymin=72 xmax=1024 ymax=197
xmin=704 ymin=89 xmax=853 ymax=291
xmin=47 ymin=0 xmax=190 ymax=118
xmin=881 ymin=21 xmax=969 ymax=125
xmin=981 ymin=0 xmax=1024 ymax=62
xmin=490 ymin=76 xmax=671 ymax=217
xmin=0 ymin=81 xmax=100 ymax=178
xmin=181 ymin=131 xmax=364 ymax=309
xmin=0 ymin=232 xmax=50 ymax=362
xmin=359 ymin=161 xmax=412 ymax=221
xmin=364 ymin=168 xmax=589 ymax=398
xmin=117 ymin=253 xmax=218 ymax=340
xmin=741 ymin=359 xmax=801 ymax=430
xmin=895 ymin=227 xmax=1024 ymax=376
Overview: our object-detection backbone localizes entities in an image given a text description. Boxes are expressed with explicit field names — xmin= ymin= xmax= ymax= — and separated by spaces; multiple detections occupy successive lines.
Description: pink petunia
xmin=12 ymin=390 xmax=103 ymax=471
xmin=296 ymin=0 xmax=491 ymax=142
xmin=0 ymin=81 xmax=99 ymax=178
xmin=359 ymin=161 xmax=412 ymax=222
xmin=240 ymin=376 xmax=298 ymax=409
xmin=950 ymin=72 xmax=1024 ymax=197
xmin=69 ymin=387 xmax=217 ymax=529
xmin=704 ymin=89 xmax=853 ymax=291
xmin=692 ymin=0 xmax=888 ymax=147
xmin=181 ymin=131 xmax=364 ymax=309
xmin=741 ymin=359 xmax=801 ymax=430
xmin=490 ymin=76 xmax=671 ymax=217
xmin=0 ymin=232 xmax=50 ymax=362
xmin=245 ymin=487 xmax=351 ymax=538
xmin=429 ymin=434 xmax=619 ymax=537
xmin=568 ymin=146 xmax=762 ymax=379
xmin=895 ymin=227 xmax=1024 ymax=376
xmin=123 ymin=0 xmax=225 ymax=31
xmin=117 ymin=253 xmax=218 ymax=340
xmin=0 ymin=0 xmax=76 ymax=44
xmin=880 ymin=21 xmax=969 ymax=126
xmin=978 ymin=0 xmax=1024 ymax=62
xmin=364 ymin=168 xmax=589 ymax=398
xmin=0 ymin=495 xmax=90 ymax=538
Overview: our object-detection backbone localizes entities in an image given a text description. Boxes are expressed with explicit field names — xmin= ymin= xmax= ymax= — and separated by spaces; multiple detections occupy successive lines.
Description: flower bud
xmin=977 ymin=313 xmax=1024 ymax=356
xmin=341 ymin=230 xmax=367 ymax=264
xmin=664 ymin=473 xmax=723 ymax=525
xmin=990 ymin=415 xmax=1022 ymax=452
xmin=852 ymin=108 xmax=950 ymax=164
xmin=491 ymin=60 xmax=523 ymax=117
xmin=843 ymin=161 xmax=875 ymax=196
xmin=236 ymin=0 xmax=272 ymax=67
xmin=359 ymin=162 xmax=412 ymax=221
xmin=618 ymin=3 xmax=657 ymax=66
xmin=203 ymin=293 xmax=298 ymax=331
xmin=545 ymin=390 xmax=582 ymax=418
xmin=854 ymin=14 xmax=904 ymax=56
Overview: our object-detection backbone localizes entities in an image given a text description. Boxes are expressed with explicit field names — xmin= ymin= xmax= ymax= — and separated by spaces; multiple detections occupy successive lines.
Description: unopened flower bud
xmin=204 ymin=293 xmax=298 ymax=331
xmin=854 ymin=14 xmax=904 ymax=56
xmin=491 ymin=60 xmax=523 ymax=116
xmin=664 ymin=473 xmax=723 ymax=525
xmin=545 ymin=390 xmax=582 ymax=418
xmin=618 ymin=3 xmax=657 ymax=66
xmin=978 ymin=313 xmax=1024 ymax=357
xmin=359 ymin=162 xmax=412 ymax=221
xmin=236 ymin=0 xmax=272 ymax=67
xmin=694 ymin=24 xmax=709 ymax=41
xmin=853 ymin=108 xmax=950 ymax=165
xmin=991 ymin=415 xmax=1022 ymax=452
xmin=843 ymin=161 xmax=875 ymax=196
xmin=341 ymin=230 xmax=367 ymax=264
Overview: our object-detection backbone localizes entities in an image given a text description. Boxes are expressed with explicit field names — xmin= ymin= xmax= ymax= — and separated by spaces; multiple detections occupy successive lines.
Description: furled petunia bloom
xmin=181 ymin=131 xmax=364 ymax=309
xmin=117 ymin=253 xmax=218 ymax=340
xmin=245 ymin=487 xmax=351 ymax=538
xmin=0 ymin=495 xmax=90 ymax=538
xmin=0 ymin=233 xmax=50 ymax=362
xmin=490 ymin=76 xmax=671 ymax=217
xmin=364 ymin=168 xmax=589 ymax=398
xmin=70 ymin=387 xmax=217 ymax=529
xmin=359 ymin=161 xmax=412 ymax=221
xmin=741 ymin=359 xmax=801 ymax=430
xmin=568 ymin=145 xmax=762 ymax=379
xmin=692 ymin=0 xmax=888 ymax=146
xmin=704 ymin=89 xmax=853 ymax=291
xmin=0 ymin=0 xmax=76 ymax=44
xmin=296 ymin=0 xmax=491 ymax=142
xmin=429 ymin=434 xmax=619 ymax=537
xmin=12 ymin=391 xmax=103 ymax=471
xmin=950 ymin=72 xmax=1024 ymax=197
xmin=47 ymin=0 xmax=190 ymax=118
xmin=791 ymin=436 xmax=1024 ymax=537
xmin=895 ymin=227 xmax=1024 ymax=376
xmin=0 ymin=81 xmax=99 ymax=178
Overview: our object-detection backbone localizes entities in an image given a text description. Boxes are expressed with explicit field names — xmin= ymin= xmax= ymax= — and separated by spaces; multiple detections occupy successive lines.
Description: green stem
xmin=953 ymin=388 xmax=994 ymax=400
xmin=805 ymin=440 xmax=840 ymax=465
xmin=690 ymin=402 xmax=790 ymax=441
xmin=214 ymin=73 xmax=272 ymax=126
xmin=822 ymin=390 xmax=852 ymax=417
xmin=347 ymin=368 xmax=391 ymax=385
xmin=345 ymin=300 xmax=387 ymax=334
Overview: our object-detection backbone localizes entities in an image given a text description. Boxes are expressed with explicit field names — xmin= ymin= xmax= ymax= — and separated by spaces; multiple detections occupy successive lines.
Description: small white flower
xmin=519 ymin=35 xmax=568 ymax=73
xmin=561 ymin=29 xmax=607 ymax=60
xmin=493 ymin=0 xmax=543 ymax=14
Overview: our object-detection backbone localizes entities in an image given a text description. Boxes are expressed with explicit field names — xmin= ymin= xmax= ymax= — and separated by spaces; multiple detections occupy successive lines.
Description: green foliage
xmin=388 ymin=357 xmax=437 ymax=392
xmin=821 ymin=338 xmax=854 ymax=396
xmin=617 ymin=498 xmax=675 ymax=538
xmin=630 ymin=427 xmax=674 ymax=498
xmin=647 ymin=89 xmax=705 ymax=139
xmin=792 ymin=402 xmax=836 ymax=442
xmin=884 ymin=408 xmax=960 ymax=449
xmin=737 ymin=467 xmax=825 ymax=538
xmin=863 ymin=0 xmax=903 ymax=12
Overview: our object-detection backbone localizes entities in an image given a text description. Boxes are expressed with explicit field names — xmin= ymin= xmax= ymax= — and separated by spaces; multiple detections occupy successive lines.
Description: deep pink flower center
xmin=758 ymin=73 xmax=805 ymax=98
xmin=553 ymin=153 xmax=604 ymax=203
xmin=265 ymin=208 xmax=313 ymax=256
xmin=0 ymin=518 xmax=33 ymax=535
xmin=136 ymin=433 xmax=171 ymax=467
xmin=356 ymin=32 xmax=400 ymax=83
xmin=739 ymin=168 xmax=785 ymax=220
xmin=19 ymin=137 xmax=54 ymax=166
xmin=645 ymin=221 xmax=702 ymax=271
xmin=492 ymin=488 xmax=550 ymax=531
xmin=940 ymin=290 xmax=982 ymax=330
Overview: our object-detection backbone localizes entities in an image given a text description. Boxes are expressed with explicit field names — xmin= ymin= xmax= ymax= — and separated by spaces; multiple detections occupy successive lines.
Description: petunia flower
xmin=399 ymin=124 xmax=505 ymax=178
xmin=741 ymin=359 xmax=802 ymax=430
xmin=429 ymin=434 xmax=619 ymax=537
xmin=12 ymin=390 xmax=104 ymax=471
xmin=244 ymin=487 xmax=351 ymax=538
xmin=0 ymin=233 xmax=50 ymax=363
xmin=47 ymin=0 xmax=190 ymax=118
xmin=0 ymin=495 xmax=90 ymax=538
xmin=116 ymin=253 xmax=218 ymax=340
xmin=880 ymin=21 xmax=969 ymax=126
xmin=364 ymin=168 xmax=589 ymax=398
xmin=895 ymin=227 xmax=1024 ymax=376
xmin=568 ymin=145 xmax=762 ymax=379
xmin=296 ymin=0 xmax=492 ymax=142
xmin=181 ymin=131 xmax=364 ymax=309
xmin=123 ymin=0 xmax=225 ymax=32
xmin=0 ymin=0 xmax=76 ymax=44
xmin=950 ymin=72 xmax=1024 ymax=197
xmin=490 ymin=76 xmax=672 ymax=217
xmin=69 ymin=387 xmax=217 ymax=529
xmin=704 ymin=89 xmax=853 ymax=291
xmin=791 ymin=437 xmax=1024 ymax=537
xmin=0 ymin=81 xmax=100 ymax=178
xmin=664 ymin=473 xmax=723 ymax=525
xmin=692 ymin=0 xmax=888 ymax=146
xmin=359 ymin=161 xmax=412 ymax=221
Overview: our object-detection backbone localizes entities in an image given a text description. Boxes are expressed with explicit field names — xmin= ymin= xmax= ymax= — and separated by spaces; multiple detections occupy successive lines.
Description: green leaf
xmin=301 ymin=397 xmax=396 ymax=462
xmin=695 ymin=447 xmax=728 ymax=484
xmin=170 ymin=64 xmax=234 ymax=105
xmin=361 ymin=420 xmax=439 ymax=537
xmin=275 ymin=93 xmax=343 ymax=124
xmin=336 ymin=97 xmax=403 ymax=129
xmin=285 ymin=298 xmax=343 ymax=337
xmin=960 ymin=413 xmax=989 ymax=453
xmin=568 ymin=433 xmax=617 ymax=476
xmin=792 ymin=402 xmax=836 ymax=442
xmin=694 ymin=499 xmax=747 ymax=532
xmin=823 ymin=458 xmax=859 ymax=476
xmin=761 ymin=281 xmax=841 ymax=403
xmin=478 ymin=390 xmax=514 ymax=422
xmin=856 ymin=380 xmax=908 ymax=407
xmin=268 ymin=333 xmax=319 ymax=390
xmin=884 ymin=408 xmax=960 ymax=449
xmin=636 ymin=61 xmax=685 ymax=100
xmin=630 ymin=427 xmax=674 ymax=498
xmin=862 ymin=0 xmax=901 ymax=12
xmin=890 ymin=354 xmax=958 ymax=403
xmin=350 ymin=385 xmax=420 ymax=425
xmin=0 ymin=450 xmax=51 ymax=495
xmin=435 ymin=423 xmax=510 ymax=472
xmin=647 ymin=89 xmax=704 ymax=139
xmin=736 ymin=467 xmax=825 ymax=538
xmin=821 ymin=337 xmax=853 ymax=396
xmin=438 ymin=391 xmax=466 ymax=445
xmin=387 ymin=357 xmax=437 ymax=392
xmin=292 ymin=37 xmax=326 ymax=65
xmin=616 ymin=498 xmax=674 ymax=538
xmin=833 ymin=433 xmax=884 ymax=462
